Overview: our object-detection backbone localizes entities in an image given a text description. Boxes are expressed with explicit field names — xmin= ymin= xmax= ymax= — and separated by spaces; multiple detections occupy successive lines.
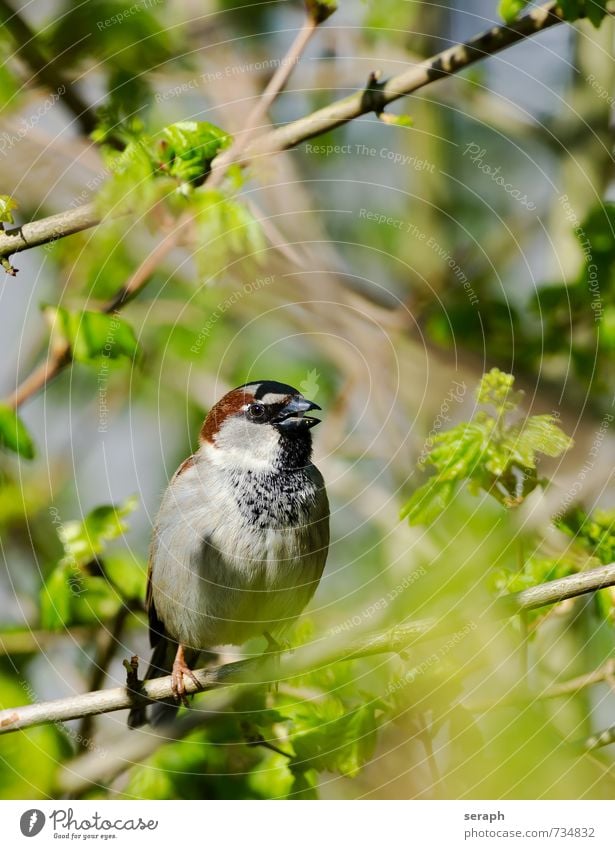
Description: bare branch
xmin=240 ymin=2 xmax=564 ymax=159
xmin=0 ymin=203 xmax=100 ymax=260
xmin=499 ymin=562 xmax=615 ymax=613
xmin=208 ymin=14 xmax=319 ymax=185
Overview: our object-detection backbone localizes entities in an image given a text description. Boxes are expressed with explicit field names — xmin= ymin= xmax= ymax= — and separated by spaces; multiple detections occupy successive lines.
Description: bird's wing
xmin=146 ymin=544 xmax=166 ymax=649
xmin=146 ymin=455 xmax=196 ymax=649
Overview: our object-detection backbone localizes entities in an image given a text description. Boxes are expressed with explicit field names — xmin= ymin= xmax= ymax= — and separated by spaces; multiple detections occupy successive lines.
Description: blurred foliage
xmin=40 ymin=496 xmax=142 ymax=629
xmin=0 ymin=194 xmax=17 ymax=224
xmin=0 ymin=0 xmax=614 ymax=805
xmin=425 ymin=204 xmax=615 ymax=411
xmin=45 ymin=307 xmax=139 ymax=364
xmin=0 ymin=405 xmax=35 ymax=460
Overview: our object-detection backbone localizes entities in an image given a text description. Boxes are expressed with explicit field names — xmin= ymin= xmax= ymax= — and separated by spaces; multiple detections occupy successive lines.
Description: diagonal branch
xmin=241 ymin=2 xmax=565 ymax=159
xmin=3 ymin=561 xmax=615 ymax=735
xmin=0 ymin=618 xmax=439 ymax=734
xmin=0 ymin=203 xmax=100 ymax=261
xmin=0 ymin=1 xmax=566 ymax=265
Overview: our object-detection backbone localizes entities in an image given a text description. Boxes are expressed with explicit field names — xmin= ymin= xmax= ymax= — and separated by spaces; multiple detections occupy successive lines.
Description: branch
xmin=582 ymin=725 xmax=615 ymax=751
xmin=240 ymin=1 xmax=564 ymax=159
xmin=0 ymin=618 xmax=438 ymax=734
xmin=3 ymin=561 xmax=615 ymax=735
xmin=0 ymin=2 xmax=565 ymax=263
xmin=208 ymin=14 xmax=319 ymax=186
xmin=498 ymin=562 xmax=615 ymax=614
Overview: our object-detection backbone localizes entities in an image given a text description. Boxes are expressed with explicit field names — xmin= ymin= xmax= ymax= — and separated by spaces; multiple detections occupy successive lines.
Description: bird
xmin=128 ymin=379 xmax=329 ymax=727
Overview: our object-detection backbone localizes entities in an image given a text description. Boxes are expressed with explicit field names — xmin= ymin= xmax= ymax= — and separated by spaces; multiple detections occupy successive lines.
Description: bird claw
xmin=171 ymin=657 xmax=201 ymax=706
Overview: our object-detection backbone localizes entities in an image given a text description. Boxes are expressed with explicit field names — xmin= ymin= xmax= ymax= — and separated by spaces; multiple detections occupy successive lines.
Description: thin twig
xmin=208 ymin=16 xmax=318 ymax=187
xmin=0 ymin=203 xmax=100 ymax=261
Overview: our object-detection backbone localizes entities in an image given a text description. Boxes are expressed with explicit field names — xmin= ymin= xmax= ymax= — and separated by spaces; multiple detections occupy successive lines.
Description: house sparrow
xmin=128 ymin=380 xmax=329 ymax=727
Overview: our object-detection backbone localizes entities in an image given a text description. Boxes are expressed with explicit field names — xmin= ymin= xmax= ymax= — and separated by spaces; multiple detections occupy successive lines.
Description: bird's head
xmin=199 ymin=380 xmax=321 ymax=470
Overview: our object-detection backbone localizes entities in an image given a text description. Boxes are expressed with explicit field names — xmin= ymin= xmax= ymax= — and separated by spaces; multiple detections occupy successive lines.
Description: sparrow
xmin=128 ymin=380 xmax=329 ymax=727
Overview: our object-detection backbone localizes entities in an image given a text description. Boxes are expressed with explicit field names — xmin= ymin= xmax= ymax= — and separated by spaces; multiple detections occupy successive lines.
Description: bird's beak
xmin=274 ymin=395 xmax=321 ymax=430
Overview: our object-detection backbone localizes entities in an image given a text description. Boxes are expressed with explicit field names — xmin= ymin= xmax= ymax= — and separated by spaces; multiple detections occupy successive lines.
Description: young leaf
xmin=0 ymin=404 xmax=36 ymax=459
xmin=45 ymin=307 xmax=138 ymax=364
xmin=402 ymin=369 xmax=573 ymax=523
xmin=40 ymin=562 xmax=78 ymax=629
xmin=400 ymin=479 xmax=457 ymax=525
xmin=156 ymin=121 xmax=230 ymax=190
xmin=290 ymin=703 xmax=380 ymax=777
xmin=498 ymin=0 xmax=530 ymax=23
xmin=58 ymin=496 xmax=138 ymax=566
xmin=558 ymin=0 xmax=608 ymax=27
xmin=0 ymin=194 xmax=18 ymax=225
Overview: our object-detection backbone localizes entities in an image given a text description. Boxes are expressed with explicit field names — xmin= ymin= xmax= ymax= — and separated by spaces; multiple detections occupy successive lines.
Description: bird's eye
xmin=247 ymin=402 xmax=266 ymax=421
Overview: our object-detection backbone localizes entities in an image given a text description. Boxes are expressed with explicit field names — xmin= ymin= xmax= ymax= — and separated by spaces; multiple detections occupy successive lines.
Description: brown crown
xmin=199 ymin=388 xmax=255 ymax=444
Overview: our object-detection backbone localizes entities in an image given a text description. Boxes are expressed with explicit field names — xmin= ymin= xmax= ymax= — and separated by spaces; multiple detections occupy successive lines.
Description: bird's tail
xmin=127 ymin=638 xmax=199 ymax=729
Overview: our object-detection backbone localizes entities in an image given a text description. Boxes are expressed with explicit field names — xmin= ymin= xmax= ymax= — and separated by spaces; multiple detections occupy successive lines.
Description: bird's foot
xmin=171 ymin=646 xmax=201 ymax=706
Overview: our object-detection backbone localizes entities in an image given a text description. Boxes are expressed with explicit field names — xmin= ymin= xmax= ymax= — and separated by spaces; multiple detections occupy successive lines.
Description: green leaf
xmin=156 ymin=121 xmax=230 ymax=190
xmin=509 ymin=415 xmax=573 ymax=464
xmin=103 ymin=551 xmax=146 ymax=600
xmin=498 ymin=0 xmax=530 ymax=23
xmin=40 ymin=562 xmax=78 ymax=629
xmin=45 ymin=307 xmax=138 ymax=364
xmin=557 ymin=507 xmax=615 ymax=565
xmin=401 ymin=479 xmax=457 ymax=526
xmin=192 ymin=189 xmax=265 ymax=276
xmin=0 ymin=404 xmax=36 ymax=459
xmin=558 ymin=0 xmax=608 ymax=26
xmin=58 ymin=496 xmax=138 ymax=566
xmin=0 ymin=194 xmax=18 ymax=224
xmin=476 ymin=367 xmax=523 ymax=413
xmin=71 ymin=575 xmax=120 ymax=623
xmin=558 ymin=0 xmax=582 ymax=20
xmin=290 ymin=703 xmax=379 ymax=778
xmin=41 ymin=497 xmax=137 ymax=628
xmin=402 ymin=369 xmax=573 ymax=523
